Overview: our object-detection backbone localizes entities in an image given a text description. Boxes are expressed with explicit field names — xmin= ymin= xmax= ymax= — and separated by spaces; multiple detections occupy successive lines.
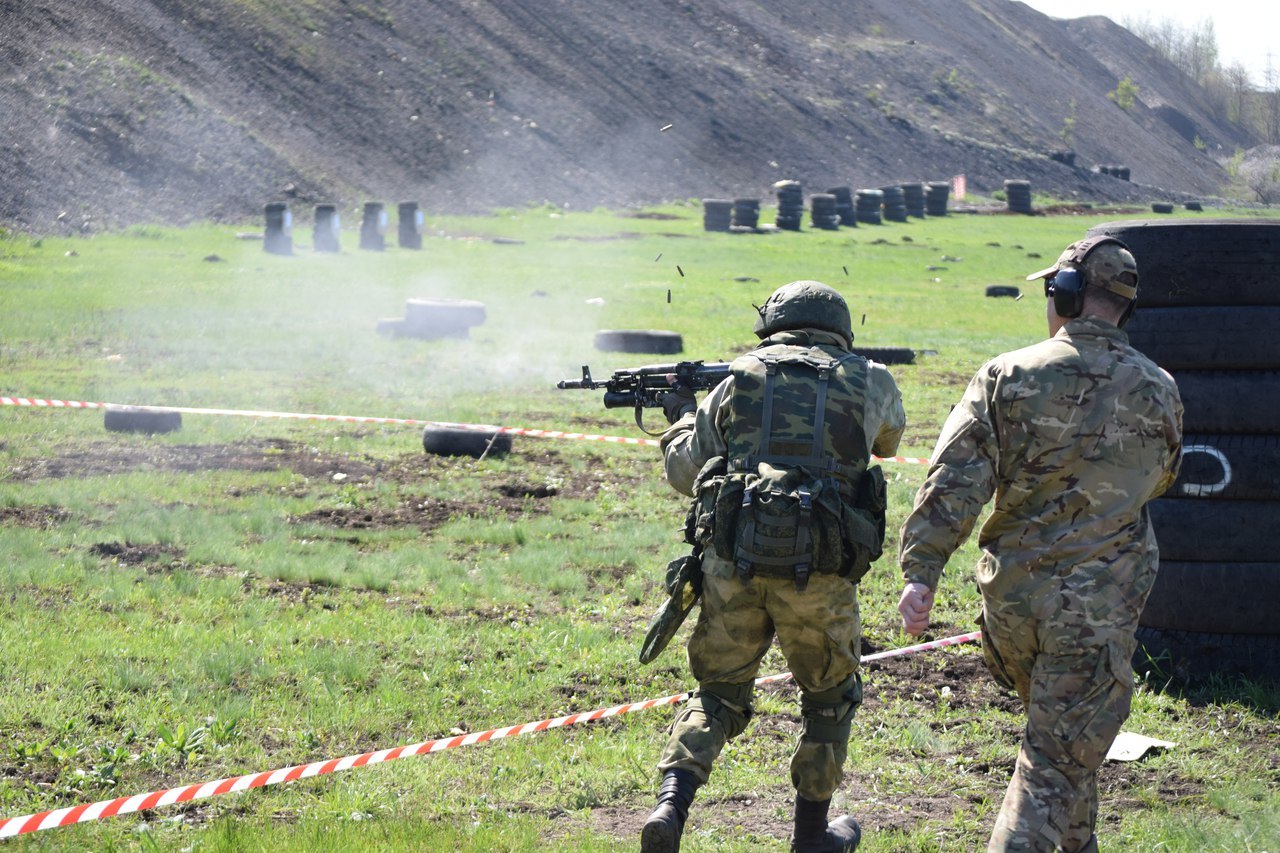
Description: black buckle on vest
xmin=794 ymin=562 xmax=811 ymax=592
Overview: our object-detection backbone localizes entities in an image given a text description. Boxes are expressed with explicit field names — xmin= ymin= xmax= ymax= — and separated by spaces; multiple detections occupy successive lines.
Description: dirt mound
xmin=0 ymin=0 xmax=1253 ymax=233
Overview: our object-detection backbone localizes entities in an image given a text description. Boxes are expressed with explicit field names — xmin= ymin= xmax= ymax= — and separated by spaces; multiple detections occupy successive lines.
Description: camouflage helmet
xmin=753 ymin=280 xmax=853 ymax=344
xmin=1025 ymin=236 xmax=1139 ymax=301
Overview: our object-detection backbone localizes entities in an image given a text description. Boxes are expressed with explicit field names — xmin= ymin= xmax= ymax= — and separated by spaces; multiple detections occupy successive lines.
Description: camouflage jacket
xmin=899 ymin=317 xmax=1184 ymax=603
xmin=662 ymin=329 xmax=907 ymax=577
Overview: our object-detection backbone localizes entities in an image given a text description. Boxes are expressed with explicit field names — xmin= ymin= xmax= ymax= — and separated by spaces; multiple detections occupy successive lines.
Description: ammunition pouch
xmin=709 ymin=463 xmax=886 ymax=587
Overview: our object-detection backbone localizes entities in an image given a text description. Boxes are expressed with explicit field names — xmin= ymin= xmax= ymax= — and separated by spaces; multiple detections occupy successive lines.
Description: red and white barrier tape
xmin=0 ymin=396 xmax=931 ymax=464
xmin=0 ymin=632 xmax=979 ymax=838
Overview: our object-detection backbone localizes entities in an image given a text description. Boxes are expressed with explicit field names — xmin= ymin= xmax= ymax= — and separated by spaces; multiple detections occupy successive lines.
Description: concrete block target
xmin=104 ymin=406 xmax=182 ymax=434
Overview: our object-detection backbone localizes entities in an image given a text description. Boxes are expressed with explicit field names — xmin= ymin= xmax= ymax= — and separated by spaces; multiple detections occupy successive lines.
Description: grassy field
xmin=1 ymin=201 xmax=1278 ymax=851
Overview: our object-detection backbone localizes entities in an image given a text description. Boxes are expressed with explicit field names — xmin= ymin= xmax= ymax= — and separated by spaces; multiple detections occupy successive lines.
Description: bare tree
xmin=1241 ymin=147 xmax=1280 ymax=202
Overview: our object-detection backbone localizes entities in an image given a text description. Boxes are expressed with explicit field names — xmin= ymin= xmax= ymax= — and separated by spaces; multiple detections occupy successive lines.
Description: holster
xmin=639 ymin=550 xmax=703 ymax=664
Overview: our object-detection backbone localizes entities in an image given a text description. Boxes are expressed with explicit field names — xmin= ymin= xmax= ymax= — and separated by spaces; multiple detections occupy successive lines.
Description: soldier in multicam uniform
xmin=640 ymin=281 xmax=906 ymax=853
xmin=896 ymin=237 xmax=1183 ymax=852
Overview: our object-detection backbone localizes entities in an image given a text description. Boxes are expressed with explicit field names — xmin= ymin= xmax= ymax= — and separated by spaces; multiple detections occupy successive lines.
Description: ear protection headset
xmin=1045 ymin=235 xmax=1137 ymax=327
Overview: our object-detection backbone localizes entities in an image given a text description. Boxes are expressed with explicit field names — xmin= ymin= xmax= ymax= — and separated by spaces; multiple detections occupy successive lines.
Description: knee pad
xmin=800 ymin=673 xmax=862 ymax=744
xmin=692 ymin=680 xmax=755 ymax=741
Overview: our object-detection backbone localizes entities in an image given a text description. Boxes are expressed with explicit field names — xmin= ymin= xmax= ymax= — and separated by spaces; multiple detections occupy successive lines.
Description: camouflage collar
xmin=1057 ymin=316 xmax=1128 ymax=342
xmin=757 ymin=329 xmax=851 ymax=349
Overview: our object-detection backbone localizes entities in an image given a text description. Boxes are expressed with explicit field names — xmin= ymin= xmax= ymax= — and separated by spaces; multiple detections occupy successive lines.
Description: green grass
xmin=2 ymin=202 xmax=1278 ymax=850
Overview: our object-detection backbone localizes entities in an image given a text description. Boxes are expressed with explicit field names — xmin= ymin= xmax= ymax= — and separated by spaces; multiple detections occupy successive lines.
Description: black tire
xmin=984 ymin=285 xmax=1021 ymax=298
xmin=851 ymin=346 xmax=915 ymax=365
xmin=1184 ymin=202 xmax=1203 ymax=212
xmin=402 ymin=298 xmax=486 ymax=339
xmin=594 ymin=329 xmax=684 ymax=354
xmin=1134 ymin=627 xmax=1280 ymax=683
xmin=1125 ymin=306 xmax=1280 ymax=369
xmin=104 ymin=407 xmax=182 ymax=434
xmin=1170 ymin=434 xmax=1280 ymax=500
xmin=1139 ymin=562 xmax=1280 ymax=633
xmin=421 ymin=426 xmax=513 ymax=458
xmin=1148 ymin=498 xmax=1279 ymax=562
xmin=1151 ymin=202 xmax=1175 ymax=214
xmin=1084 ymin=220 xmax=1280 ymax=307
xmin=1169 ymin=371 xmax=1280 ymax=433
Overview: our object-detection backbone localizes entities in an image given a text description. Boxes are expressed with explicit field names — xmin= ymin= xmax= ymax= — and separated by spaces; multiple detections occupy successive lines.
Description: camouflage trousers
xmin=980 ymin=600 xmax=1138 ymax=852
xmin=656 ymin=570 xmax=861 ymax=802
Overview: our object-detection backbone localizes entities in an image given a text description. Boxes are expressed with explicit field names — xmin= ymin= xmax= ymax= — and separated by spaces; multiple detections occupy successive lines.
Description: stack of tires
xmin=732 ymin=198 xmax=760 ymax=230
xmin=1004 ymin=180 xmax=1033 ymax=214
xmin=1049 ymin=150 xmax=1077 ymax=166
xmin=809 ymin=194 xmax=840 ymax=230
xmin=263 ymin=203 xmax=293 ymax=256
xmin=827 ymin=187 xmax=856 ymax=226
xmin=360 ymin=202 xmax=387 ymax=251
xmin=1085 ymin=219 xmax=1280 ymax=683
xmin=925 ymin=181 xmax=950 ymax=216
xmin=1097 ymin=165 xmax=1131 ymax=181
xmin=901 ymin=182 xmax=926 ymax=218
xmin=313 ymin=204 xmax=341 ymax=252
xmin=398 ymin=201 xmax=424 ymax=249
xmin=774 ymin=181 xmax=804 ymax=231
xmin=880 ymin=185 xmax=908 ymax=222
xmin=855 ymin=189 xmax=883 ymax=224
xmin=702 ymin=199 xmax=733 ymax=232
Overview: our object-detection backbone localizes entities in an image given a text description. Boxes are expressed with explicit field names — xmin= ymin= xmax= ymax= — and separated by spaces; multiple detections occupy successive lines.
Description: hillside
xmin=0 ymin=0 xmax=1257 ymax=233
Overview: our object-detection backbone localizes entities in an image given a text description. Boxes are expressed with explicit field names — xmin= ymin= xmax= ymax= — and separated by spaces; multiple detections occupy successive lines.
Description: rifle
xmin=556 ymin=360 xmax=730 ymax=434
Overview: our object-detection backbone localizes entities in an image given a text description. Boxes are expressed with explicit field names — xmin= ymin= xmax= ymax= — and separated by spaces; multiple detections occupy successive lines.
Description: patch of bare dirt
xmin=88 ymin=540 xmax=185 ymax=567
xmin=0 ymin=505 xmax=71 ymax=528
xmin=3 ymin=438 xmax=378 ymax=482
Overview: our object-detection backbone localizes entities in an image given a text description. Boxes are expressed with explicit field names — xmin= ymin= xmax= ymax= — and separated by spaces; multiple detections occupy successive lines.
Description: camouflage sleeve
xmin=1147 ymin=369 xmax=1186 ymax=500
xmin=660 ymin=376 xmax=733 ymax=496
xmin=898 ymin=365 xmax=1000 ymax=590
xmin=867 ymin=364 xmax=906 ymax=458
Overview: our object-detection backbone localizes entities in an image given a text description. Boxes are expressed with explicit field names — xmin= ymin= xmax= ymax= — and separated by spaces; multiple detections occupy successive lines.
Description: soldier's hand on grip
xmin=898 ymin=582 xmax=935 ymax=636
xmin=661 ymin=375 xmax=698 ymax=424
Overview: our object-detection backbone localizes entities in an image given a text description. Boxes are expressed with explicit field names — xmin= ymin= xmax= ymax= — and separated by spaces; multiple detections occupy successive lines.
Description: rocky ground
xmin=0 ymin=0 xmax=1260 ymax=234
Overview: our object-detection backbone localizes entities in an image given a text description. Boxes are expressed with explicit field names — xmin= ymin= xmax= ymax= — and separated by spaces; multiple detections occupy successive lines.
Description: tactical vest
xmin=687 ymin=343 xmax=887 ymax=589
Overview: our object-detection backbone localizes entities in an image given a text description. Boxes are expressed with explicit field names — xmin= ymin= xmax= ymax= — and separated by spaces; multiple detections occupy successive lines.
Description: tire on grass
xmin=984 ymin=285 xmax=1021 ymax=298
xmin=422 ymin=426 xmax=513 ymax=458
xmin=594 ymin=329 xmax=684 ymax=354
xmin=1134 ymin=627 xmax=1280 ymax=683
xmin=104 ymin=407 xmax=182 ymax=435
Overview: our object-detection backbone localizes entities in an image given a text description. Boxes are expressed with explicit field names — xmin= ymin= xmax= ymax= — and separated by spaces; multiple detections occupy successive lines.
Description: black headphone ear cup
xmin=1050 ymin=269 xmax=1085 ymax=318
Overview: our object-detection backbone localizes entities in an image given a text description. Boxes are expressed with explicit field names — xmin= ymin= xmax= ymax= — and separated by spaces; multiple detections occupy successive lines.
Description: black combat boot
xmin=640 ymin=768 xmax=701 ymax=853
xmin=790 ymin=795 xmax=861 ymax=852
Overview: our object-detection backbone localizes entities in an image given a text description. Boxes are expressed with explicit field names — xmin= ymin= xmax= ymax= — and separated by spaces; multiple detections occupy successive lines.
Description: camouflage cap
xmin=1025 ymin=237 xmax=1139 ymax=300
xmin=753 ymin=280 xmax=853 ymax=344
